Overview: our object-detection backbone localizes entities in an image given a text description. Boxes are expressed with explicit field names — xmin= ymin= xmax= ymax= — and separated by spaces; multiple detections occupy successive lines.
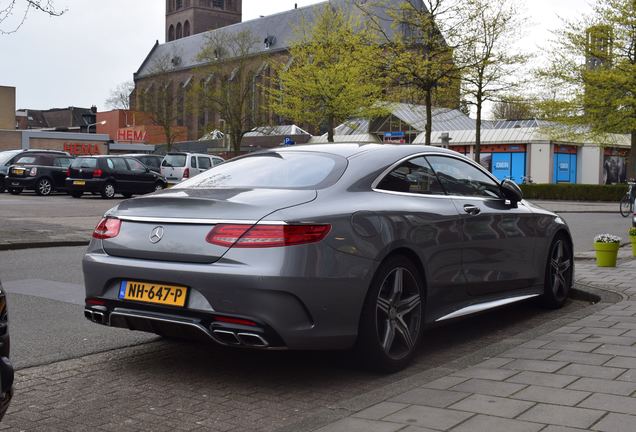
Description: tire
xmin=355 ymin=255 xmax=424 ymax=373
xmin=70 ymin=192 xmax=82 ymax=198
xmin=35 ymin=178 xmax=53 ymax=196
xmin=619 ymin=196 xmax=632 ymax=217
xmin=154 ymin=182 xmax=165 ymax=192
xmin=8 ymin=188 xmax=21 ymax=195
xmin=101 ymin=182 xmax=116 ymax=199
xmin=540 ymin=235 xmax=573 ymax=309
xmin=122 ymin=193 xmax=133 ymax=199
xmin=0 ymin=177 xmax=5 ymax=193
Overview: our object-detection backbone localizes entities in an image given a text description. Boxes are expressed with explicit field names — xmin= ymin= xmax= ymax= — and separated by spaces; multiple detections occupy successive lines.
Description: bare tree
xmin=144 ymin=55 xmax=182 ymax=151
xmin=491 ymin=96 xmax=536 ymax=121
xmin=0 ymin=0 xmax=65 ymax=34
xmin=105 ymin=81 xmax=134 ymax=110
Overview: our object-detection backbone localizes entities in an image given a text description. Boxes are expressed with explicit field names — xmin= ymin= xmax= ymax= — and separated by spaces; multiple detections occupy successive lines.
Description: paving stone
xmin=389 ymin=388 xmax=470 ymax=408
xmin=613 ymin=322 xmax=636 ymax=330
xmin=594 ymin=345 xmax=636 ymax=357
xmin=548 ymin=350 xmax=613 ymax=366
xmin=518 ymin=404 xmax=605 ymax=429
xmin=543 ymin=341 xmax=602 ymax=352
xmin=504 ymin=359 xmax=568 ymax=373
xmin=352 ymin=402 xmax=409 ymax=421
xmin=453 ymin=368 xmax=518 ymax=381
xmin=314 ymin=417 xmax=405 ymax=432
xmin=507 ymin=372 xmax=579 ymax=388
xmin=576 ymin=327 xmax=628 ymax=336
xmin=623 ymin=329 xmax=636 ymax=337
xmin=567 ymin=377 xmax=636 ymax=396
xmin=579 ymin=393 xmax=636 ymax=415
xmin=558 ymin=364 xmax=626 ymax=379
xmin=591 ymin=413 xmax=636 ymax=432
xmin=451 ymin=378 xmax=526 ymax=398
xmin=518 ymin=340 xmax=551 ymax=349
xmin=383 ymin=405 xmax=473 ymax=430
xmin=541 ymin=427 xmax=587 ymax=432
xmin=543 ymin=333 xmax=590 ymax=342
xmin=550 ymin=326 xmax=583 ymax=334
xmin=500 ymin=348 xmax=559 ymax=360
xmin=584 ymin=335 xmax=636 ymax=346
xmin=448 ymin=394 xmax=534 ymax=418
xmin=512 ymin=385 xmax=590 ymax=406
xmin=617 ymin=369 xmax=636 ymax=382
xmin=472 ymin=358 xmax=514 ymax=369
xmin=448 ymin=414 xmax=544 ymax=432
xmin=398 ymin=426 xmax=438 ymax=432
xmin=421 ymin=376 xmax=469 ymax=390
xmin=606 ymin=356 xmax=636 ymax=369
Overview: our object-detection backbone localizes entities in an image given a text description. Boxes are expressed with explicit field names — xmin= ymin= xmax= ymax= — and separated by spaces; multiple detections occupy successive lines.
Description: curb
xmin=0 ymin=240 xmax=90 ymax=251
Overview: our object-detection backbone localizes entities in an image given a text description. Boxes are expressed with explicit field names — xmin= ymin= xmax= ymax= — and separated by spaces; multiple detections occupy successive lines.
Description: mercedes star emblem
xmin=149 ymin=226 xmax=165 ymax=244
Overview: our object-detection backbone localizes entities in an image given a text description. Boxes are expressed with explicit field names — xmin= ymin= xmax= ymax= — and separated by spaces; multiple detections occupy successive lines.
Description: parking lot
xmin=0 ymin=190 xmax=607 ymax=431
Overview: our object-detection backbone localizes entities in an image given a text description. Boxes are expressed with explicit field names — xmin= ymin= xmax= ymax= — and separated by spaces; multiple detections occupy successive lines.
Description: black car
xmin=6 ymin=153 xmax=74 ymax=196
xmin=123 ymin=154 xmax=164 ymax=174
xmin=1 ymin=150 xmax=70 ymax=194
xmin=0 ymin=281 xmax=14 ymax=421
xmin=66 ymin=156 xmax=167 ymax=199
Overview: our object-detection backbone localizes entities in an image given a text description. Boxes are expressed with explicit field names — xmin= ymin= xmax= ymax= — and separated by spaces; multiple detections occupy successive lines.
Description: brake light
xmin=214 ymin=316 xmax=257 ymax=326
xmin=93 ymin=217 xmax=121 ymax=239
xmin=206 ymin=224 xmax=331 ymax=248
xmin=92 ymin=169 xmax=103 ymax=178
xmin=66 ymin=168 xmax=71 ymax=177
xmin=183 ymin=168 xmax=190 ymax=179
xmin=29 ymin=167 xmax=37 ymax=177
xmin=86 ymin=298 xmax=107 ymax=306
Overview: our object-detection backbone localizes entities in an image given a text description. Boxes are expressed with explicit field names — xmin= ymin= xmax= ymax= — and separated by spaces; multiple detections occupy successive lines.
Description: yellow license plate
xmin=13 ymin=169 xmax=24 ymax=175
xmin=73 ymin=180 xmax=86 ymax=185
xmin=118 ymin=280 xmax=188 ymax=307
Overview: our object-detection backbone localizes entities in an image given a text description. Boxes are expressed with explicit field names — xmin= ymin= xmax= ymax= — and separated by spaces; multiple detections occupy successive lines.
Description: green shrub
xmin=520 ymin=184 xmax=628 ymax=202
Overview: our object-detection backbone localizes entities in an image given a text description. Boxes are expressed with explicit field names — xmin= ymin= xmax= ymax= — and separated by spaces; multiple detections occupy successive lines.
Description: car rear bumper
xmin=66 ymin=178 xmax=105 ymax=192
xmin=6 ymin=177 xmax=36 ymax=189
xmin=82 ymin=245 xmax=376 ymax=350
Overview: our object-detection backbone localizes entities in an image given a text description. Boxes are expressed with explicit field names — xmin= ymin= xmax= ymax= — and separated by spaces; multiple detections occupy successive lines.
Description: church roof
xmin=135 ymin=0 xmax=421 ymax=79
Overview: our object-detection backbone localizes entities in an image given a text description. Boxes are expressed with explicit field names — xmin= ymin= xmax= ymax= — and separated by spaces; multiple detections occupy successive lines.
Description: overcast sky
xmin=0 ymin=0 xmax=593 ymax=111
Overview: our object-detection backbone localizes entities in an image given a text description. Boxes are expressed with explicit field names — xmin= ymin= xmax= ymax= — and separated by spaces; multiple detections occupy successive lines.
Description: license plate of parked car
xmin=118 ymin=280 xmax=188 ymax=307
xmin=73 ymin=180 xmax=86 ymax=186
xmin=13 ymin=169 xmax=23 ymax=175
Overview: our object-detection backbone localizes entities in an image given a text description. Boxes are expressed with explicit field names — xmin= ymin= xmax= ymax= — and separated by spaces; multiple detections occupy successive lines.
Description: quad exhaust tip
xmin=212 ymin=329 xmax=269 ymax=348
xmin=84 ymin=309 xmax=106 ymax=325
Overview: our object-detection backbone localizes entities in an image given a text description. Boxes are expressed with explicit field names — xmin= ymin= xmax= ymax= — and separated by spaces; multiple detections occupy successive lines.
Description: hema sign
xmin=117 ymin=129 xmax=148 ymax=143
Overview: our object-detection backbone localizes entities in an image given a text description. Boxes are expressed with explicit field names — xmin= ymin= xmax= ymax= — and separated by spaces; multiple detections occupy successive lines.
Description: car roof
xmin=271 ymin=144 xmax=460 ymax=159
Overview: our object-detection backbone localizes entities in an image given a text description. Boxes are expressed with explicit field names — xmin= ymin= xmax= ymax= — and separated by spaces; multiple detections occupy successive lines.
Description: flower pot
xmin=594 ymin=242 xmax=620 ymax=267
xmin=631 ymin=235 xmax=636 ymax=258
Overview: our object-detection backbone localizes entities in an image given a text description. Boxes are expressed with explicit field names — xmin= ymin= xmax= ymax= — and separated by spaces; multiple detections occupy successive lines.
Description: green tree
xmin=270 ymin=5 xmax=387 ymax=143
xmin=195 ymin=29 xmax=260 ymax=153
xmin=537 ymin=0 xmax=636 ymax=177
xmin=0 ymin=1 xmax=65 ymax=34
xmin=458 ymin=0 xmax=529 ymax=163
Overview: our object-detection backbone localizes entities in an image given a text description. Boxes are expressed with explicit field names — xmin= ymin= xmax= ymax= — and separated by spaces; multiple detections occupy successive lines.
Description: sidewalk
xmin=313 ymin=258 xmax=636 ymax=432
xmin=531 ymin=200 xmax=619 ymax=214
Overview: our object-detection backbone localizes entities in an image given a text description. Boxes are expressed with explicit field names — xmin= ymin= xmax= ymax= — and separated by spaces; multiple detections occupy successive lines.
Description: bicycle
xmin=619 ymin=180 xmax=636 ymax=217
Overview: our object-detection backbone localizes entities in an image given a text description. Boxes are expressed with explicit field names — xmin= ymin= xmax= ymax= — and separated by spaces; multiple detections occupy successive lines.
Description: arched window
xmin=176 ymin=22 xmax=183 ymax=39
xmin=168 ymin=25 xmax=175 ymax=41
xmin=176 ymin=0 xmax=183 ymax=9
xmin=184 ymin=20 xmax=191 ymax=37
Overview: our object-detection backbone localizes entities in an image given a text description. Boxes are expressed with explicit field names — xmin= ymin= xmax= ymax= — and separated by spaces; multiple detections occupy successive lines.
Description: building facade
xmin=0 ymin=86 xmax=16 ymax=130
xmin=166 ymin=0 xmax=242 ymax=42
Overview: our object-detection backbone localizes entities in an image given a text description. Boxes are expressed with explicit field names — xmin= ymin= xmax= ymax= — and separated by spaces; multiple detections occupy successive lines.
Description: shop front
xmin=553 ymin=145 xmax=578 ymax=184
xmin=602 ymin=147 xmax=630 ymax=184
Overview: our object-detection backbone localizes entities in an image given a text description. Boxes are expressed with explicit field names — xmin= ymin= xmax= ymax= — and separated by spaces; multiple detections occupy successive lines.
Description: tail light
xmin=92 ymin=169 xmax=103 ymax=178
xmin=183 ymin=168 xmax=190 ymax=179
xmin=206 ymin=224 xmax=331 ymax=248
xmin=29 ymin=167 xmax=37 ymax=177
xmin=66 ymin=168 xmax=71 ymax=177
xmin=93 ymin=217 xmax=121 ymax=239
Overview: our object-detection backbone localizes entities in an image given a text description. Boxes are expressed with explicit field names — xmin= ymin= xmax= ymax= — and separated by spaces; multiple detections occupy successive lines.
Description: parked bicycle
xmin=620 ymin=180 xmax=636 ymax=217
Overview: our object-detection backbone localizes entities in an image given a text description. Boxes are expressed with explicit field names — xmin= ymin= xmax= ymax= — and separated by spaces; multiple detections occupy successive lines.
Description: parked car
xmin=0 ymin=149 xmax=69 ymax=193
xmin=160 ymin=152 xmax=224 ymax=185
xmin=6 ymin=153 xmax=74 ymax=196
xmin=66 ymin=155 xmax=167 ymax=199
xmin=0 ymin=280 xmax=14 ymax=421
xmin=123 ymin=154 xmax=164 ymax=174
xmin=82 ymin=144 xmax=573 ymax=372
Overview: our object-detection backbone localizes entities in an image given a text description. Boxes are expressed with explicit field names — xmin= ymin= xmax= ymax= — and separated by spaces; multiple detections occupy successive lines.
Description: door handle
xmin=463 ymin=204 xmax=481 ymax=216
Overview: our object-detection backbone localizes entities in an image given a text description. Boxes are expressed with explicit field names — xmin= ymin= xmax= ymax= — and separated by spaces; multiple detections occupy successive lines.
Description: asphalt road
xmin=559 ymin=212 xmax=633 ymax=253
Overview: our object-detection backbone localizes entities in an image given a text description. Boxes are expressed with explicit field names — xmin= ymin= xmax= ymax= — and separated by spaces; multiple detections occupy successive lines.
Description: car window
xmin=212 ymin=157 xmax=224 ymax=166
xmin=126 ymin=158 xmax=146 ymax=172
xmin=162 ymin=154 xmax=186 ymax=167
xmin=190 ymin=157 xmax=197 ymax=168
xmin=140 ymin=157 xmax=160 ymax=169
xmin=72 ymin=158 xmax=97 ymax=169
xmin=176 ymin=152 xmax=346 ymax=190
xmin=376 ymin=157 xmax=445 ymax=195
xmin=54 ymin=157 xmax=73 ymax=168
xmin=426 ymin=155 xmax=502 ymax=198
xmin=15 ymin=156 xmax=39 ymax=164
xmin=0 ymin=151 xmax=21 ymax=166
xmin=109 ymin=158 xmax=128 ymax=171
xmin=198 ymin=156 xmax=211 ymax=170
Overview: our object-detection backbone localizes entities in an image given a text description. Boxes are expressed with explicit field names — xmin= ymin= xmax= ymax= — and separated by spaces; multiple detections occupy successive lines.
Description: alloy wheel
xmin=104 ymin=184 xmax=115 ymax=198
xmin=38 ymin=179 xmax=52 ymax=196
xmin=376 ymin=267 xmax=422 ymax=360
xmin=549 ymin=240 xmax=572 ymax=302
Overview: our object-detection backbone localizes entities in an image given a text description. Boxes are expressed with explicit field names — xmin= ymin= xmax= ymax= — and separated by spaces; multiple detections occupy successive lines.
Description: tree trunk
xmin=164 ymin=127 xmax=172 ymax=152
xmin=474 ymin=99 xmax=482 ymax=165
xmin=630 ymin=130 xmax=636 ymax=180
xmin=232 ymin=130 xmax=242 ymax=154
xmin=425 ymin=89 xmax=432 ymax=146
xmin=327 ymin=115 xmax=335 ymax=143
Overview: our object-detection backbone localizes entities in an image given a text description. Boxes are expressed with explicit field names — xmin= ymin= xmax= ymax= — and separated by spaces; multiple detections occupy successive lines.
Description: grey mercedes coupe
xmin=83 ymin=144 xmax=573 ymax=371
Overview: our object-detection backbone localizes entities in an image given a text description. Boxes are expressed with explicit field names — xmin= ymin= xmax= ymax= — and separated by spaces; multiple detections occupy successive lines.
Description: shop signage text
xmin=495 ymin=161 xmax=510 ymax=170
xmin=63 ymin=142 xmax=102 ymax=156
xmin=117 ymin=129 xmax=148 ymax=143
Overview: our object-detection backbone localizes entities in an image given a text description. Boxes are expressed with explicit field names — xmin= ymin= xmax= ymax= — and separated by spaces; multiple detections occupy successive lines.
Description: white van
xmin=160 ymin=152 xmax=224 ymax=185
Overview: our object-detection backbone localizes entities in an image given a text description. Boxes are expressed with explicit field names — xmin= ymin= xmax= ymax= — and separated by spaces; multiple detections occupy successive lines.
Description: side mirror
xmin=501 ymin=179 xmax=523 ymax=203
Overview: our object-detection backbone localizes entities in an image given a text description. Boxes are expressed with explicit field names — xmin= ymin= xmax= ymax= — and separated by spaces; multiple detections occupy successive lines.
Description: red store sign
xmin=64 ymin=142 xmax=102 ymax=156
xmin=117 ymin=129 xmax=147 ymax=143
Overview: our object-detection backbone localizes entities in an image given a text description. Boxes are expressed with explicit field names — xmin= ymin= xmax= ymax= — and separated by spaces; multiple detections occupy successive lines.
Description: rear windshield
xmin=15 ymin=156 xmax=38 ymax=165
xmin=71 ymin=158 xmax=98 ymax=169
xmin=0 ymin=151 xmax=21 ymax=165
xmin=162 ymin=154 xmax=186 ymax=168
xmin=139 ymin=156 xmax=160 ymax=169
xmin=175 ymin=152 xmax=347 ymax=190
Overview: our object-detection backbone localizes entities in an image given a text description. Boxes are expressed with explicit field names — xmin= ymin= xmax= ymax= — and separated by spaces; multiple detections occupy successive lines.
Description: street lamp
xmin=86 ymin=120 xmax=107 ymax=133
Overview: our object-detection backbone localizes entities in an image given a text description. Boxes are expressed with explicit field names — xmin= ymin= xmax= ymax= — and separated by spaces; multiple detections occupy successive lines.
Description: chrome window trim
xmin=114 ymin=215 xmax=287 ymax=226
xmin=371 ymin=151 xmax=504 ymax=199
xmin=435 ymin=294 xmax=540 ymax=322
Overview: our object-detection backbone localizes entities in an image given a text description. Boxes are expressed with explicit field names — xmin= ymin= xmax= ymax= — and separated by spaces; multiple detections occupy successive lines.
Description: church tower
xmin=166 ymin=0 xmax=242 ymax=42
